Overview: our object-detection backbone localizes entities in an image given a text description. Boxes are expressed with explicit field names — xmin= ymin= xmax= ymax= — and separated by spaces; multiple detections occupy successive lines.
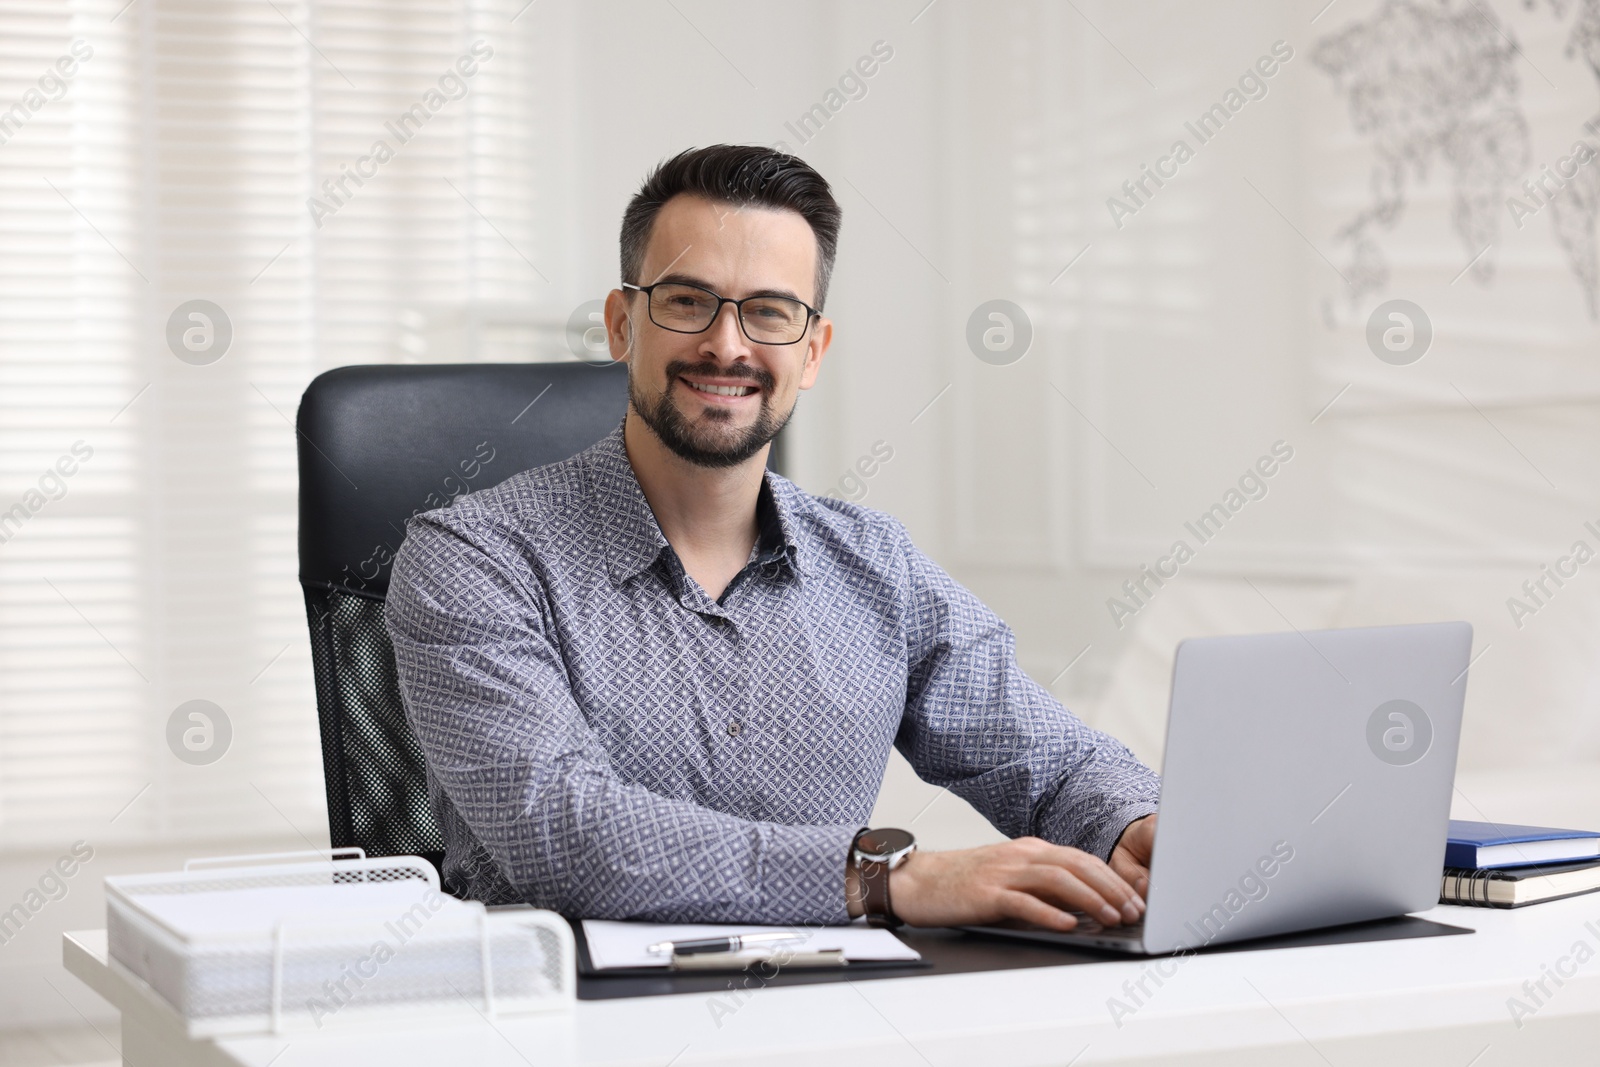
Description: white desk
xmin=65 ymin=898 xmax=1600 ymax=1066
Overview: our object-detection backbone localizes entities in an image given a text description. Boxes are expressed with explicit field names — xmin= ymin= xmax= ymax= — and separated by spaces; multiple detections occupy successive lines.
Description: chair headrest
xmin=297 ymin=362 xmax=628 ymax=599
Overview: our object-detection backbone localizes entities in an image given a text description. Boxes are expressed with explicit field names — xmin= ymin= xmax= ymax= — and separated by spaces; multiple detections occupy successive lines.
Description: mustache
xmin=665 ymin=360 xmax=774 ymax=392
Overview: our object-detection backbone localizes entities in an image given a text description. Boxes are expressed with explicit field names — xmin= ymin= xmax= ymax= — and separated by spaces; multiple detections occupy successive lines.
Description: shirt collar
xmin=752 ymin=471 xmax=810 ymax=577
xmin=584 ymin=420 xmax=811 ymax=587
xmin=586 ymin=422 xmax=669 ymax=585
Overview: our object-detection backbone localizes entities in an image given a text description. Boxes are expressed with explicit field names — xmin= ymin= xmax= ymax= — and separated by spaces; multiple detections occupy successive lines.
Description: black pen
xmin=648 ymin=932 xmax=804 ymax=956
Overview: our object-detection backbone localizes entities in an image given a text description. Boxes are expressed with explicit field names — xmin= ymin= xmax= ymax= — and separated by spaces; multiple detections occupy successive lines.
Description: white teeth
xmin=685 ymin=380 xmax=755 ymax=397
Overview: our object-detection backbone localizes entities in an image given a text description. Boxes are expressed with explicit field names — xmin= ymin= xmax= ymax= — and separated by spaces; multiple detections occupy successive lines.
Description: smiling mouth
xmin=681 ymin=377 xmax=759 ymax=398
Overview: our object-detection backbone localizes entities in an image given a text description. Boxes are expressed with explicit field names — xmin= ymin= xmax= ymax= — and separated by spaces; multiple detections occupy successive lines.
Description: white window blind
xmin=0 ymin=0 xmax=551 ymax=850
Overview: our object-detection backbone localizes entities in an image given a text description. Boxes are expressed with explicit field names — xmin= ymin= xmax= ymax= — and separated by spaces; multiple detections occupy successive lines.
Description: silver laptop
xmin=966 ymin=621 xmax=1473 ymax=955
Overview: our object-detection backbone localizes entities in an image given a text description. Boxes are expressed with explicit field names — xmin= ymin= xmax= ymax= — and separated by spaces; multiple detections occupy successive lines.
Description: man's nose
xmin=702 ymin=301 xmax=751 ymax=352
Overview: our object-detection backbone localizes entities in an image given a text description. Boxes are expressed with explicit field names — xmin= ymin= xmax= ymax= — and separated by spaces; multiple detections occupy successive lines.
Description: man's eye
xmin=747 ymin=302 xmax=794 ymax=321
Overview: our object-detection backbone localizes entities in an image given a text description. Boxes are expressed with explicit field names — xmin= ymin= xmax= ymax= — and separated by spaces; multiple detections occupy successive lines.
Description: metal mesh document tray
xmin=104 ymin=848 xmax=574 ymax=1036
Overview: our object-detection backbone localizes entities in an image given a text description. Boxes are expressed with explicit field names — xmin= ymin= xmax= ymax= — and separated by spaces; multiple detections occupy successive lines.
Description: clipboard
xmin=571 ymin=919 xmax=934 ymax=978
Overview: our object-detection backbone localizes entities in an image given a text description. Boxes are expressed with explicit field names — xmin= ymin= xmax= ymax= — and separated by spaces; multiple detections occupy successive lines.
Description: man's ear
xmin=798 ymin=315 xmax=833 ymax=390
xmin=604 ymin=288 xmax=634 ymax=364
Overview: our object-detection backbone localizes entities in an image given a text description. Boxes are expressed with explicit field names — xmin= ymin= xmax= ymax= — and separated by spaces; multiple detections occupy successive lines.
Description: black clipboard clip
xmin=669 ymin=948 xmax=849 ymax=971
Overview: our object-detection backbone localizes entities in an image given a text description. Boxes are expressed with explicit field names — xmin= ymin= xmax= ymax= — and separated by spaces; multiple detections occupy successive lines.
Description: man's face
xmin=605 ymin=194 xmax=831 ymax=468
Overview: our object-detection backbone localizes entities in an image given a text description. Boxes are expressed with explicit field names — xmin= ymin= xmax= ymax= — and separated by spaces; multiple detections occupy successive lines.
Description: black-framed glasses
xmin=622 ymin=281 xmax=818 ymax=345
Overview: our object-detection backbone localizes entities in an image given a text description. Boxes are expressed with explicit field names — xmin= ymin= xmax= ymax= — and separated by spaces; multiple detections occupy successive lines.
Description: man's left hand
xmin=1109 ymin=814 xmax=1157 ymax=900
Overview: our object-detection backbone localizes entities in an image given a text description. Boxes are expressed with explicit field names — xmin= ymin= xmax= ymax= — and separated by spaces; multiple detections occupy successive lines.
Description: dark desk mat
xmin=573 ymin=914 xmax=1472 ymax=1001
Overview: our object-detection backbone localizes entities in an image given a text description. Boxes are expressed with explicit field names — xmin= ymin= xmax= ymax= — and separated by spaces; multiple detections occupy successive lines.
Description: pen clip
xmin=648 ymin=931 xmax=804 ymax=956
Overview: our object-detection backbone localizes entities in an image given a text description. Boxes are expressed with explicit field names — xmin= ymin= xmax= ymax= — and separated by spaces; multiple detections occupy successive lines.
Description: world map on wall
xmin=1314 ymin=0 xmax=1600 ymax=319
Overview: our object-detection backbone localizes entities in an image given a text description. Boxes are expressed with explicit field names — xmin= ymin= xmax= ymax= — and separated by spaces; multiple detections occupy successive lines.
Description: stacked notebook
xmin=1441 ymin=820 xmax=1600 ymax=908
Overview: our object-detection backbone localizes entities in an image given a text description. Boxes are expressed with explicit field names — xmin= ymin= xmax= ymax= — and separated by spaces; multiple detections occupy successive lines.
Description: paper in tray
xmin=105 ymin=849 xmax=575 ymax=1036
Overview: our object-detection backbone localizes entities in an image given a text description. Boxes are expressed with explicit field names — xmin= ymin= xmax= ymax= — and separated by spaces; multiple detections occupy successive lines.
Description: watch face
xmin=857 ymin=827 xmax=915 ymax=860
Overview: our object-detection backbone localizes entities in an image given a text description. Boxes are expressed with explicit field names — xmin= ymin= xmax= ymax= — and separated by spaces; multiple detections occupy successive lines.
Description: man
xmin=386 ymin=144 xmax=1160 ymax=931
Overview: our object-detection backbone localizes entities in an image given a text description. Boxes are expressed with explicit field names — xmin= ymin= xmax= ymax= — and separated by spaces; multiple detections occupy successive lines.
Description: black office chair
xmin=297 ymin=362 xmax=629 ymax=878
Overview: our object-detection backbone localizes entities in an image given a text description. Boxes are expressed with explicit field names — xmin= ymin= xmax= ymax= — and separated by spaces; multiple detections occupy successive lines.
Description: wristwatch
xmin=850 ymin=827 xmax=917 ymax=928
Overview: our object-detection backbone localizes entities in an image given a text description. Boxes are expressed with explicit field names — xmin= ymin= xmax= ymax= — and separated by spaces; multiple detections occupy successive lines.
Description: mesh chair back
xmin=297 ymin=362 xmax=628 ymax=870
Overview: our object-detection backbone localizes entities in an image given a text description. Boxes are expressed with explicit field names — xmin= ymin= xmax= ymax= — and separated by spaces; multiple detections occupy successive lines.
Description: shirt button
xmin=726 ymin=721 xmax=743 ymax=737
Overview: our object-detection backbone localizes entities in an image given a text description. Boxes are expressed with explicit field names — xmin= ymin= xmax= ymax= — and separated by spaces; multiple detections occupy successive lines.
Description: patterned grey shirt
xmin=385 ymin=421 xmax=1161 ymax=923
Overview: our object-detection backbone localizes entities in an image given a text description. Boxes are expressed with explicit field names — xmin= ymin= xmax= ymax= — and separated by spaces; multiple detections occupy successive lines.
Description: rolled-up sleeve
xmin=892 ymin=523 xmax=1161 ymax=861
xmin=384 ymin=512 xmax=855 ymax=923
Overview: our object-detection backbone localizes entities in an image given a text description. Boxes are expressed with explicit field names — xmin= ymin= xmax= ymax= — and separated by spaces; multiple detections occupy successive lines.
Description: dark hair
xmin=619 ymin=144 xmax=842 ymax=312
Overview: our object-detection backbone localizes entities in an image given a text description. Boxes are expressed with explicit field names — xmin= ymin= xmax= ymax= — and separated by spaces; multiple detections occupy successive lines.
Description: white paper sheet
xmin=130 ymin=880 xmax=455 ymax=939
xmin=581 ymin=919 xmax=921 ymax=970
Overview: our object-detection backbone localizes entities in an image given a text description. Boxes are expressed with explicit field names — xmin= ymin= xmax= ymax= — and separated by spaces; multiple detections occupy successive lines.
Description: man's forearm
xmin=428 ymin=744 xmax=860 ymax=922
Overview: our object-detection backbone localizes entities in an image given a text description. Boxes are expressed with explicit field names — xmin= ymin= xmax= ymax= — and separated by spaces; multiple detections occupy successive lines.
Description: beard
xmin=630 ymin=358 xmax=792 ymax=469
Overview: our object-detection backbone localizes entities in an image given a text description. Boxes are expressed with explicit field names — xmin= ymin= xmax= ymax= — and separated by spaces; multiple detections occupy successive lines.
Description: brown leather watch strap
xmin=860 ymin=854 xmax=898 ymax=928
xmin=852 ymin=826 xmax=907 ymax=929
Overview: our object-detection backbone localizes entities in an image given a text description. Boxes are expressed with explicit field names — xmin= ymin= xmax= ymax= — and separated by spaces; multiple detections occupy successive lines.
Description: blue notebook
xmin=1445 ymin=820 xmax=1600 ymax=869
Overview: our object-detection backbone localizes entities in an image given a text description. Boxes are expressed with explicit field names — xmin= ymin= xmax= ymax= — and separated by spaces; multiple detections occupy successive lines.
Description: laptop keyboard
xmin=1064 ymin=912 xmax=1145 ymax=939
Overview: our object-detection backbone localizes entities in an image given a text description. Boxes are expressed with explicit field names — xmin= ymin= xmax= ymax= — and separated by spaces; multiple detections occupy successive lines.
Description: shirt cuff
xmin=1087 ymin=800 xmax=1161 ymax=863
xmin=757 ymin=822 xmax=859 ymax=925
